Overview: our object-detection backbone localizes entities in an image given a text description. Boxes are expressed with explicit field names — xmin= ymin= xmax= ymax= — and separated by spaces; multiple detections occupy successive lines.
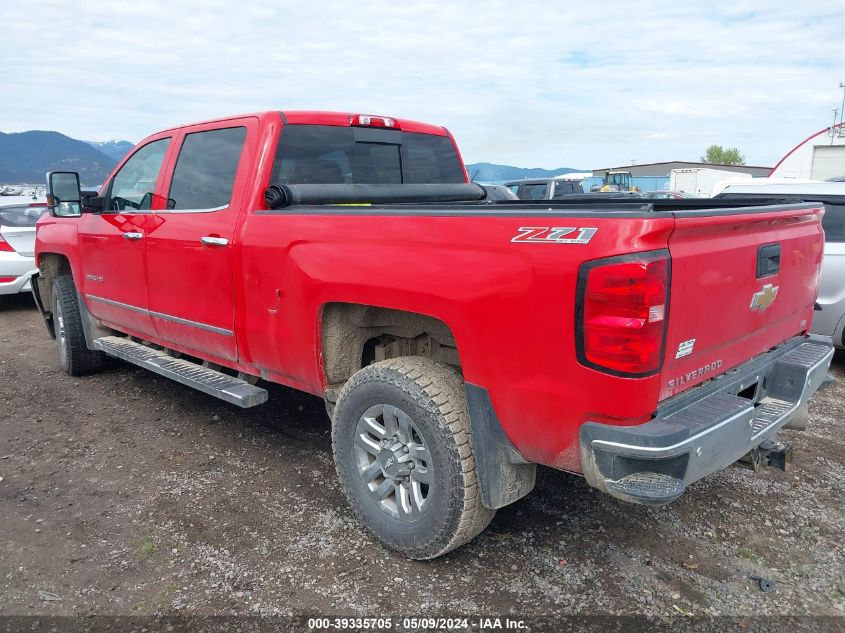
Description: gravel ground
xmin=1 ymin=293 xmax=844 ymax=619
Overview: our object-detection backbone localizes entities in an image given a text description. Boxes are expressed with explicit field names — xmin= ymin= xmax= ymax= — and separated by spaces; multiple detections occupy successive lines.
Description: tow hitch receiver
xmin=737 ymin=440 xmax=793 ymax=472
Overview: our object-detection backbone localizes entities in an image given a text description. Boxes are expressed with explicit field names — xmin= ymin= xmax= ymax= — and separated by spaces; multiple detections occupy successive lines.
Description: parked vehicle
xmin=645 ymin=190 xmax=688 ymax=200
xmin=710 ymin=177 xmax=821 ymax=198
xmin=0 ymin=202 xmax=47 ymax=299
xmin=32 ymin=110 xmax=834 ymax=559
xmin=716 ymin=182 xmax=845 ymax=348
xmin=504 ymin=178 xmax=582 ymax=200
xmin=596 ymin=170 xmax=639 ymax=193
xmin=669 ymin=168 xmax=750 ymax=197
xmin=480 ymin=184 xmax=519 ymax=201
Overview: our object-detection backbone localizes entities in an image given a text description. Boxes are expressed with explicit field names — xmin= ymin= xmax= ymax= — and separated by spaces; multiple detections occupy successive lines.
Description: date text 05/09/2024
xmin=307 ymin=617 xmax=528 ymax=630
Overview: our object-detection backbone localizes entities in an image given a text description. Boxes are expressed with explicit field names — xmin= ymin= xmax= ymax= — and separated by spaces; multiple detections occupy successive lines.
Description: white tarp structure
xmin=771 ymin=124 xmax=845 ymax=180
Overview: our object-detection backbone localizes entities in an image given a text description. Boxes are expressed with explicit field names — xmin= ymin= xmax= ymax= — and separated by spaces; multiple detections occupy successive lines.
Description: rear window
xmin=552 ymin=181 xmax=580 ymax=197
xmin=271 ymin=125 xmax=465 ymax=185
xmin=520 ymin=184 xmax=548 ymax=200
xmin=0 ymin=205 xmax=46 ymax=227
xmin=823 ymin=204 xmax=845 ymax=242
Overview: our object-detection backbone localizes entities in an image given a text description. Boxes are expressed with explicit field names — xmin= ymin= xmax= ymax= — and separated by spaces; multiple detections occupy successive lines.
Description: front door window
xmin=107 ymin=139 xmax=171 ymax=211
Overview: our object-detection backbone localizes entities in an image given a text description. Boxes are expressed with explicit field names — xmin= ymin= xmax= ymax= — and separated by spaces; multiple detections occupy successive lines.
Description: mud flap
xmin=29 ymin=273 xmax=55 ymax=339
xmin=465 ymin=383 xmax=536 ymax=510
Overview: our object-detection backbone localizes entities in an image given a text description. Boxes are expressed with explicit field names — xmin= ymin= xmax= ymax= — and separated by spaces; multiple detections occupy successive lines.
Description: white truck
xmin=669 ymin=168 xmax=751 ymax=197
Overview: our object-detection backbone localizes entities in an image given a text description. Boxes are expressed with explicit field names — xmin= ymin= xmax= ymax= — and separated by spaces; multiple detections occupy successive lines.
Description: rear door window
xmin=0 ymin=205 xmax=46 ymax=227
xmin=271 ymin=125 xmax=465 ymax=185
xmin=168 ymin=127 xmax=247 ymax=210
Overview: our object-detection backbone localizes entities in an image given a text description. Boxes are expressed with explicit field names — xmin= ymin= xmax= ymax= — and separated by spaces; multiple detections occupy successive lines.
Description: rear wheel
xmin=332 ymin=357 xmax=494 ymax=559
xmin=52 ymin=275 xmax=106 ymax=376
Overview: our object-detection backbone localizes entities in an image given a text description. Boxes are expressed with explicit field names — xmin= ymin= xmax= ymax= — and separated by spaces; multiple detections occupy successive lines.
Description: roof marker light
xmin=350 ymin=114 xmax=400 ymax=129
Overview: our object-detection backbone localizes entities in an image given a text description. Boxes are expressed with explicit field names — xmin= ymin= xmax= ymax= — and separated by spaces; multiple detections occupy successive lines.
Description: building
xmin=584 ymin=161 xmax=772 ymax=192
xmin=770 ymin=123 xmax=845 ymax=180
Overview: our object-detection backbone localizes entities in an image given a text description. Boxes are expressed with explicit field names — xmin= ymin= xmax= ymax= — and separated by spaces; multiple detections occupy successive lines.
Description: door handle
xmin=122 ymin=232 xmax=143 ymax=241
xmin=201 ymin=236 xmax=229 ymax=247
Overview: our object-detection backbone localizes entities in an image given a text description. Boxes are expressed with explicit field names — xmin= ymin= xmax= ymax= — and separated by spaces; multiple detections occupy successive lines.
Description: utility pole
xmin=832 ymin=109 xmax=839 ymax=144
xmin=839 ymin=82 xmax=845 ymax=135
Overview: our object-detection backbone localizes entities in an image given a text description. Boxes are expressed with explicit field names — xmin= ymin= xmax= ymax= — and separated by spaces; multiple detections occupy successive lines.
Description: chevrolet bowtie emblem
xmin=750 ymin=283 xmax=779 ymax=311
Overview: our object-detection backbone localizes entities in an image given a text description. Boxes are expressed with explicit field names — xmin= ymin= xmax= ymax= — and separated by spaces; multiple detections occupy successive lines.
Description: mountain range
xmin=84 ymin=139 xmax=134 ymax=162
xmin=0 ymin=130 xmax=583 ymax=186
xmin=465 ymin=162 xmax=584 ymax=182
xmin=0 ymin=131 xmax=124 ymax=185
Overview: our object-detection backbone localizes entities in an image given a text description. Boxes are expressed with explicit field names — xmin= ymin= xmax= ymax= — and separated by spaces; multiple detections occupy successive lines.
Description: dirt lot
xmin=1 ymin=293 xmax=844 ymax=619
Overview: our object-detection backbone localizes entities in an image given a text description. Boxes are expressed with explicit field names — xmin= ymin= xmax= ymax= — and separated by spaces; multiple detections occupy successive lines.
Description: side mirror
xmin=46 ymin=171 xmax=82 ymax=218
xmin=81 ymin=191 xmax=105 ymax=212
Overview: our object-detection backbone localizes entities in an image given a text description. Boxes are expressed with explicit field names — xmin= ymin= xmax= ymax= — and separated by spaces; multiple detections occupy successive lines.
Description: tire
xmin=52 ymin=275 xmax=106 ymax=376
xmin=332 ymin=357 xmax=494 ymax=559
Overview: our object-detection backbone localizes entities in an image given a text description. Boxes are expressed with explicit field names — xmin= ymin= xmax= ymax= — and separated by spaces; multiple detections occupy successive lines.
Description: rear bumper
xmin=579 ymin=335 xmax=834 ymax=505
xmin=0 ymin=264 xmax=37 ymax=295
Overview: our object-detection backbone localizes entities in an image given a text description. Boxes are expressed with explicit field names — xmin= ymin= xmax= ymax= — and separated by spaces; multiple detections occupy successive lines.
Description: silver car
xmin=815 ymin=203 xmax=845 ymax=347
xmin=717 ymin=182 xmax=845 ymax=348
xmin=0 ymin=201 xmax=47 ymax=299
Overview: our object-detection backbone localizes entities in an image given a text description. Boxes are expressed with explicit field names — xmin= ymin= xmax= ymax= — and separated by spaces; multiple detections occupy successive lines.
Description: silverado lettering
xmin=667 ymin=360 xmax=724 ymax=390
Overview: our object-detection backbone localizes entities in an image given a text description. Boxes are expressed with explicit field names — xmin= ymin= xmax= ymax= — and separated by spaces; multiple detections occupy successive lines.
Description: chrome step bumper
xmin=93 ymin=336 xmax=268 ymax=408
xmin=579 ymin=336 xmax=834 ymax=505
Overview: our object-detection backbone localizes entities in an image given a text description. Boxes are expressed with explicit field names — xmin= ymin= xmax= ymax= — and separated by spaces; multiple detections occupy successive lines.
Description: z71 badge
xmin=512 ymin=227 xmax=598 ymax=244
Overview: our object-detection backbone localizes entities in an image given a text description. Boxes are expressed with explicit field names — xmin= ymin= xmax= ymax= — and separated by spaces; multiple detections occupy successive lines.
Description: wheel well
xmin=321 ymin=303 xmax=460 ymax=396
xmin=36 ymin=253 xmax=72 ymax=312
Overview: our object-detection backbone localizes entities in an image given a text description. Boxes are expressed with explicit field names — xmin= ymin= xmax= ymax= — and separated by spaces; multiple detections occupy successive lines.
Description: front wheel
xmin=332 ymin=357 xmax=494 ymax=559
xmin=52 ymin=275 xmax=106 ymax=376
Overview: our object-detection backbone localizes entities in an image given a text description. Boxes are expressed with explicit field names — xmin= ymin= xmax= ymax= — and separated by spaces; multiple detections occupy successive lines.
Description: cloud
xmin=1 ymin=0 xmax=843 ymax=168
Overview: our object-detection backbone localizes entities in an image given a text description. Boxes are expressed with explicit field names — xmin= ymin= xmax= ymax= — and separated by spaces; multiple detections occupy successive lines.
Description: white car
xmin=0 ymin=200 xmax=47 ymax=299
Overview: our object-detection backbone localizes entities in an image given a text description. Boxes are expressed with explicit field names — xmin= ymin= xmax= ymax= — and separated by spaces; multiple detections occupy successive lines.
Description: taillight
xmin=350 ymin=114 xmax=400 ymax=129
xmin=0 ymin=276 xmax=16 ymax=283
xmin=0 ymin=234 xmax=14 ymax=252
xmin=576 ymin=251 xmax=670 ymax=377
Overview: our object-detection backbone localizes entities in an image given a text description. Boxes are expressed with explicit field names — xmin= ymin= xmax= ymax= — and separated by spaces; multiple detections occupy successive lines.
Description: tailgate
xmin=660 ymin=204 xmax=824 ymax=401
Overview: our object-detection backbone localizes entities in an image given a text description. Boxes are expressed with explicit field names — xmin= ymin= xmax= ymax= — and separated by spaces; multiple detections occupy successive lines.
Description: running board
xmin=93 ymin=336 xmax=268 ymax=408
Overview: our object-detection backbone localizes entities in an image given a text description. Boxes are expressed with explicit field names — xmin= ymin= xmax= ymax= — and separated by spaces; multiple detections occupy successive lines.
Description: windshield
xmin=271 ymin=125 xmax=466 ymax=185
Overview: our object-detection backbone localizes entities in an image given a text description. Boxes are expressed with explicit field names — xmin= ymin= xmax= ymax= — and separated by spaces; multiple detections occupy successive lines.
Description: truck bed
xmin=262 ymin=182 xmax=821 ymax=214
xmin=248 ymin=188 xmax=824 ymax=470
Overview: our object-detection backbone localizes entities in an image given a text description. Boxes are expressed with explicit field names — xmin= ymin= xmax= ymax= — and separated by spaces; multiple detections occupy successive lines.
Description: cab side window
xmin=168 ymin=127 xmax=247 ymax=211
xmin=107 ymin=138 xmax=171 ymax=211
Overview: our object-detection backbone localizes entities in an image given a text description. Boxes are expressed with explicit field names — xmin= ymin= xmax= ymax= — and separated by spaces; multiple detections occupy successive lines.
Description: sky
xmin=2 ymin=0 xmax=844 ymax=169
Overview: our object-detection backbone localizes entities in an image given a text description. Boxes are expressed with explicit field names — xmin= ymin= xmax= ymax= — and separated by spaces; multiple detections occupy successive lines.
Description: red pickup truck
xmin=33 ymin=111 xmax=834 ymax=559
